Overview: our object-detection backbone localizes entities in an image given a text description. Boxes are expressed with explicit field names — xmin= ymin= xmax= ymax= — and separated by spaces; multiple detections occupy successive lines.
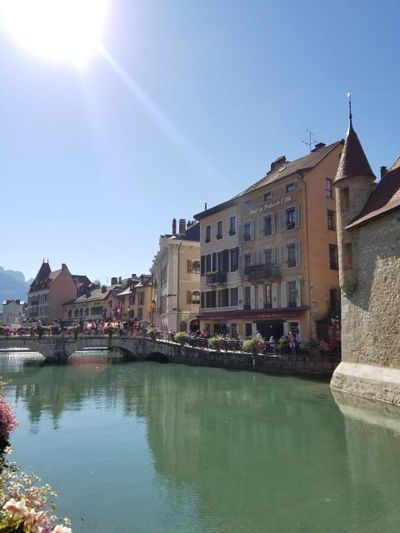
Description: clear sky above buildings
xmin=1 ymin=0 xmax=399 ymax=284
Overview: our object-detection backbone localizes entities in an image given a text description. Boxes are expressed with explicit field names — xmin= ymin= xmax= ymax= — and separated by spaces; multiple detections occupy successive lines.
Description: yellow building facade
xmin=196 ymin=142 xmax=343 ymax=341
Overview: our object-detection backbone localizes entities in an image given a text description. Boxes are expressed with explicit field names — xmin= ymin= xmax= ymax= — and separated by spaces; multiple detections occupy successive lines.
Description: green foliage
xmin=36 ymin=326 xmax=44 ymax=340
xmin=174 ymin=332 xmax=190 ymax=345
xmin=243 ymin=337 xmax=265 ymax=354
xmin=207 ymin=335 xmax=224 ymax=351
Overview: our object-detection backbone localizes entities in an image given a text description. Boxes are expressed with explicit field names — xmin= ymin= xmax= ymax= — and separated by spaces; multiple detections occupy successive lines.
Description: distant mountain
xmin=0 ymin=267 xmax=32 ymax=307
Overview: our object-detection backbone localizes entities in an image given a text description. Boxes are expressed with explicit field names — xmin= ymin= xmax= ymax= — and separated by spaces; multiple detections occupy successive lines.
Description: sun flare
xmin=0 ymin=0 xmax=108 ymax=66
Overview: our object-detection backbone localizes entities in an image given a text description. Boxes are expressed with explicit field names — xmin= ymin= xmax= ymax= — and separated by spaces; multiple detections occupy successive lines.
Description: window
xmin=231 ymin=323 xmax=238 ymax=337
xmin=230 ymin=287 xmax=238 ymax=306
xmin=244 ymin=221 xmax=253 ymax=241
xmin=329 ymin=244 xmax=338 ymax=270
xmin=244 ymin=254 xmax=252 ymax=269
xmin=244 ymin=287 xmax=251 ymax=309
xmin=286 ymin=208 xmax=296 ymax=230
xmin=265 ymin=284 xmax=272 ymax=309
xmin=344 ymin=242 xmax=353 ymax=269
xmin=263 ymin=214 xmax=273 ymax=236
xmin=327 ymin=210 xmax=335 ymax=230
xmin=192 ymin=260 xmax=200 ymax=274
xmin=230 ymin=247 xmax=239 ymax=271
xmin=217 ymin=221 xmax=223 ymax=239
xmin=245 ymin=323 xmax=252 ymax=337
xmin=286 ymin=183 xmax=295 ymax=193
xmin=138 ymin=293 xmax=144 ymax=306
xmin=229 ymin=216 xmax=236 ymax=235
xmin=287 ymin=243 xmax=297 ymax=267
xmin=288 ymin=281 xmax=297 ymax=307
xmin=205 ymin=291 xmax=216 ymax=308
xmin=205 ymin=225 xmax=211 ymax=242
xmin=264 ymin=248 xmax=274 ymax=264
xmin=343 ymin=187 xmax=350 ymax=210
xmin=218 ymin=289 xmax=229 ymax=307
xmin=192 ymin=291 xmax=200 ymax=304
xmin=264 ymin=192 xmax=272 ymax=202
xmin=244 ymin=200 xmax=252 ymax=209
xmin=326 ymin=178 xmax=333 ymax=199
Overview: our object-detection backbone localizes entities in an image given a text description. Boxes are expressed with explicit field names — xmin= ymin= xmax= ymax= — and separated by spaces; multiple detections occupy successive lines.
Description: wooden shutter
xmin=279 ymin=210 xmax=285 ymax=232
xmin=295 ymin=204 xmax=300 ymax=228
xmin=187 ymin=291 xmax=192 ymax=304
xmin=271 ymin=213 xmax=276 ymax=235
xmin=296 ymin=280 xmax=301 ymax=307
xmin=295 ymin=241 xmax=300 ymax=266
xmin=281 ymin=282 xmax=287 ymax=308
xmin=187 ymin=260 xmax=192 ymax=273
xmin=272 ymin=283 xmax=278 ymax=308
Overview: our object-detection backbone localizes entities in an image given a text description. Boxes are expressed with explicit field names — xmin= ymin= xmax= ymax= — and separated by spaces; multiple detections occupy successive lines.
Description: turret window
xmin=343 ymin=188 xmax=350 ymax=210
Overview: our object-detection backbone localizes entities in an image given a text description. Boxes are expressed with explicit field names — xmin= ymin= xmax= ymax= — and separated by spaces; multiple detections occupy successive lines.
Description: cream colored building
xmin=2 ymin=300 xmax=24 ymax=326
xmin=195 ymin=141 xmax=343 ymax=340
xmin=151 ymin=218 xmax=200 ymax=333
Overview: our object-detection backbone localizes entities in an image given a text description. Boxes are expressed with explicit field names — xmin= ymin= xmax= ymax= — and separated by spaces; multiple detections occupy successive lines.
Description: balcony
xmin=206 ymin=272 xmax=227 ymax=285
xmin=244 ymin=264 xmax=280 ymax=282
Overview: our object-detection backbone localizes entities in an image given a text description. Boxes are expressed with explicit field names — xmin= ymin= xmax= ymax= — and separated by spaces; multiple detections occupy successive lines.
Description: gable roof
xmin=241 ymin=141 xmax=343 ymax=195
xmin=194 ymin=141 xmax=342 ymax=220
xmin=347 ymin=162 xmax=400 ymax=229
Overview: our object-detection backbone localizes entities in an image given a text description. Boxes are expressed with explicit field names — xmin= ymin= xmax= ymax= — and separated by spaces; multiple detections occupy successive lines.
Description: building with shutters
xmin=151 ymin=218 xmax=200 ymax=333
xmin=195 ymin=140 xmax=343 ymax=340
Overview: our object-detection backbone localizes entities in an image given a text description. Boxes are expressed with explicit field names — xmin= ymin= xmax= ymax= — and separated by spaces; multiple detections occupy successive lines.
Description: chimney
xmin=380 ymin=166 xmax=387 ymax=179
xmin=312 ymin=142 xmax=326 ymax=152
xmin=101 ymin=285 xmax=107 ymax=293
xmin=131 ymin=274 xmax=137 ymax=279
xmin=61 ymin=263 xmax=67 ymax=269
xmin=179 ymin=218 xmax=186 ymax=235
xmin=172 ymin=218 xmax=177 ymax=235
xmin=111 ymin=277 xmax=117 ymax=285
xmin=118 ymin=276 xmax=122 ymax=284
xmin=270 ymin=155 xmax=286 ymax=172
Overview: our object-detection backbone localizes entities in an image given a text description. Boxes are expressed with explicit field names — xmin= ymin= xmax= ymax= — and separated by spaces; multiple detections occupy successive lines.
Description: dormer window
xmin=286 ymin=183 xmax=295 ymax=193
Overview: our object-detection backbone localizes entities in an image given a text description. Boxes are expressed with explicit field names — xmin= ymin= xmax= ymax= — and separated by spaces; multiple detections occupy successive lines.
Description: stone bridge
xmin=0 ymin=335 xmax=340 ymax=378
xmin=0 ymin=335 xmax=179 ymax=363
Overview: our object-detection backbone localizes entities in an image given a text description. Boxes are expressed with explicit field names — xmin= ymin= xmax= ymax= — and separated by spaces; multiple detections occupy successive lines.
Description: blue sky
xmin=1 ymin=0 xmax=399 ymax=284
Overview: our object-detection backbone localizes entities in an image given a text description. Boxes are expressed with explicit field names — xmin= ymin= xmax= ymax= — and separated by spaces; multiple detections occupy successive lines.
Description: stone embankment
xmin=0 ymin=336 xmax=340 ymax=379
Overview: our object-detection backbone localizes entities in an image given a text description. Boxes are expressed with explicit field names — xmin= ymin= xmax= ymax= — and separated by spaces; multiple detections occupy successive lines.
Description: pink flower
xmin=52 ymin=526 xmax=73 ymax=533
xmin=4 ymin=497 xmax=28 ymax=521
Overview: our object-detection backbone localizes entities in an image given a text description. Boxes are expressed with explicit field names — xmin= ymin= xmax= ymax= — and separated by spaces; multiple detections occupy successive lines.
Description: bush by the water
xmin=174 ymin=332 xmax=190 ymax=345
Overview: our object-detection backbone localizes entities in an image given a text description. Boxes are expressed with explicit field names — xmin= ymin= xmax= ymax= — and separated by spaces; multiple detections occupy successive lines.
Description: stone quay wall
xmin=0 ymin=335 xmax=338 ymax=378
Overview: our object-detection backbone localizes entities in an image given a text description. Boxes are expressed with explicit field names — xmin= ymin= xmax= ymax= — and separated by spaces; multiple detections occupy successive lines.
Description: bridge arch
xmin=146 ymin=352 xmax=169 ymax=364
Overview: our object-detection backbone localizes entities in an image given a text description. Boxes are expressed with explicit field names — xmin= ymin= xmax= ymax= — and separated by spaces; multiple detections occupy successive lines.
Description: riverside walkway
xmin=0 ymin=335 xmax=339 ymax=378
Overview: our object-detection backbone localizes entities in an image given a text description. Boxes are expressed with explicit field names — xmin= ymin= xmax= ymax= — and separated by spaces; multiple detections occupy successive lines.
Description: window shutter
xmin=295 ymin=241 xmax=300 ymax=266
xmin=295 ymin=204 xmax=300 ymax=228
xmin=201 ymin=256 xmax=205 ymax=275
xmin=187 ymin=291 xmax=192 ymax=304
xmin=212 ymin=253 xmax=217 ymax=272
xmin=272 ymin=283 xmax=278 ymax=308
xmin=271 ymin=213 xmax=276 ymax=235
xmin=187 ymin=260 xmax=192 ymax=273
xmin=281 ymin=282 xmax=287 ymax=308
xmin=279 ymin=210 xmax=285 ymax=232
xmin=296 ymin=280 xmax=301 ymax=307
xmin=280 ymin=245 xmax=286 ymax=266
xmin=271 ymin=247 xmax=276 ymax=264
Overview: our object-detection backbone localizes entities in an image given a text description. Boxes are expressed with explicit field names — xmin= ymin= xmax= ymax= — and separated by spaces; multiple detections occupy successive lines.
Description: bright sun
xmin=0 ymin=0 xmax=108 ymax=66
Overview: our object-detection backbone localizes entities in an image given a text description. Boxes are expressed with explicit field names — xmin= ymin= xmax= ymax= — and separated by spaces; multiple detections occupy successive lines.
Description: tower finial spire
xmin=347 ymin=91 xmax=352 ymax=126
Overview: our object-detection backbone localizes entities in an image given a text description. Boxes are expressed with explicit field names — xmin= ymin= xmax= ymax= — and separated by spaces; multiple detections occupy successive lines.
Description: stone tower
xmin=333 ymin=113 xmax=375 ymax=296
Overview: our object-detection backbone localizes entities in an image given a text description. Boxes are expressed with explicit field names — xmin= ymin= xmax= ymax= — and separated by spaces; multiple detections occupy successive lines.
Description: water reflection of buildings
xmin=6 ymin=360 xmax=400 ymax=531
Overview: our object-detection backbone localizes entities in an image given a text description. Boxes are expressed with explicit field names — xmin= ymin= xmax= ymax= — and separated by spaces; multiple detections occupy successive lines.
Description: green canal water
xmin=1 ymin=350 xmax=400 ymax=533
